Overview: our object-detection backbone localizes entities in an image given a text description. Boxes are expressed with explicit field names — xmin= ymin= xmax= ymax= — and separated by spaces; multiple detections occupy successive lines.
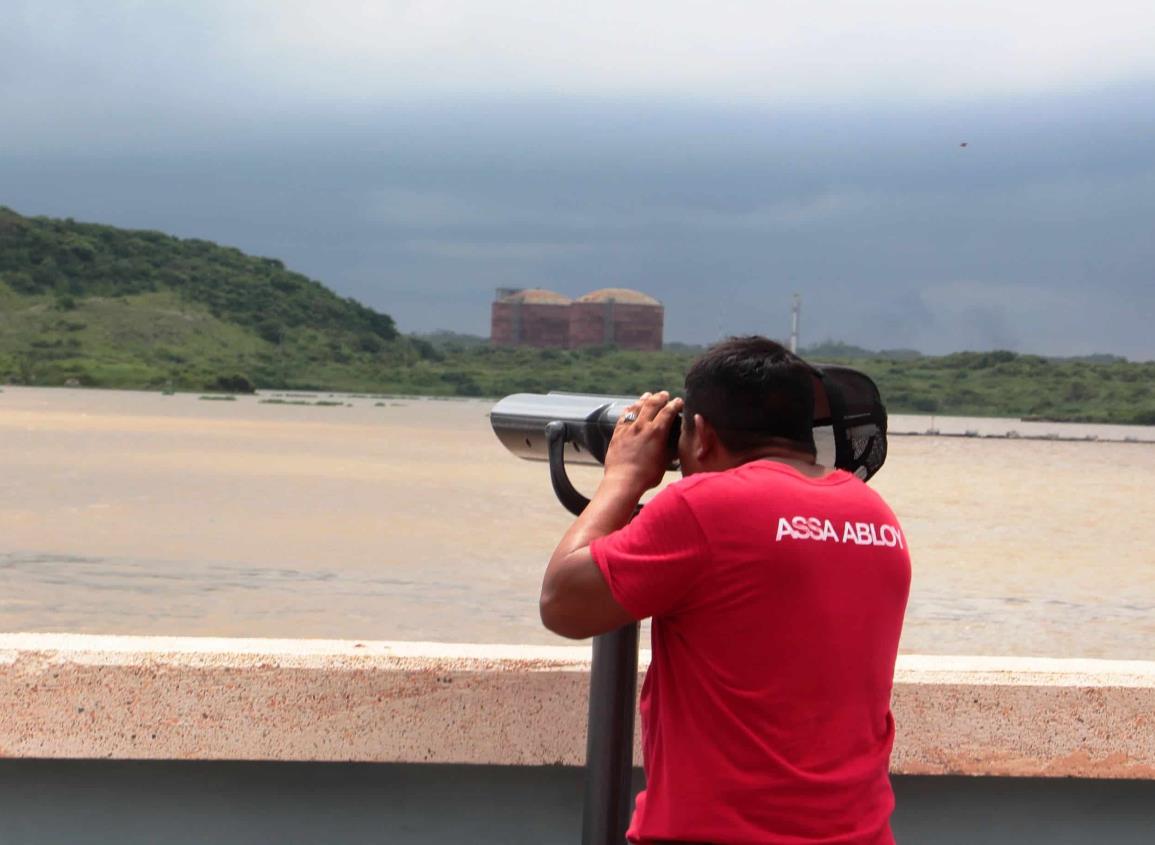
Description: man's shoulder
xmin=671 ymin=463 xmax=894 ymax=518
xmin=663 ymin=468 xmax=738 ymax=500
xmin=659 ymin=465 xmax=793 ymax=518
xmin=673 ymin=462 xmax=859 ymax=496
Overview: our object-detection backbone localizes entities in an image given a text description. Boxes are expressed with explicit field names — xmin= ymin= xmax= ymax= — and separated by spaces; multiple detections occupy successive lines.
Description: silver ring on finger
xmin=622 ymin=411 xmax=638 ymax=423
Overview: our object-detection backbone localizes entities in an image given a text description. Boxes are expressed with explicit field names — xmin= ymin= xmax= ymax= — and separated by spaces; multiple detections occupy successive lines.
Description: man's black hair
xmin=683 ymin=336 xmax=817 ymax=455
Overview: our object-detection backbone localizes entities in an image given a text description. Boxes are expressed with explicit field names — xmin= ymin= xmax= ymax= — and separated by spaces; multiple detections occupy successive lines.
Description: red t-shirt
xmin=590 ymin=461 xmax=911 ymax=845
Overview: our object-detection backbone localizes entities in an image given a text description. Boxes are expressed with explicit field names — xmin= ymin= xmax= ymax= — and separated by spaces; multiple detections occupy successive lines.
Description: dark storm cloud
xmin=3 ymin=78 xmax=1153 ymax=357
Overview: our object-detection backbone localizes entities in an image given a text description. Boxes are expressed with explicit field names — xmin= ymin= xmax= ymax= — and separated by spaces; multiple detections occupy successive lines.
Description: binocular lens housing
xmin=490 ymin=373 xmax=886 ymax=481
xmin=489 ymin=392 xmax=681 ymax=468
xmin=488 ymin=391 xmax=843 ymax=472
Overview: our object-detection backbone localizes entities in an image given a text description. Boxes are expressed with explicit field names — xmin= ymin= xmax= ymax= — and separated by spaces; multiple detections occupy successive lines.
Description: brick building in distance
xmin=490 ymin=287 xmax=664 ymax=351
xmin=490 ymin=288 xmax=573 ymax=348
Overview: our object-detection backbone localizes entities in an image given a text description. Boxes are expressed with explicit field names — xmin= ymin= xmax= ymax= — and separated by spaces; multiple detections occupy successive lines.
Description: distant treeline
xmin=1 ymin=208 xmax=1151 ymax=424
xmin=400 ymin=341 xmax=1155 ymax=426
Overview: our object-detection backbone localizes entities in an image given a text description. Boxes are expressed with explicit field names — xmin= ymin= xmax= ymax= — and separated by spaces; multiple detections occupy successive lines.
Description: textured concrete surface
xmin=892 ymin=655 xmax=1155 ymax=778
xmin=1 ymin=634 xmax=1152 ymax=778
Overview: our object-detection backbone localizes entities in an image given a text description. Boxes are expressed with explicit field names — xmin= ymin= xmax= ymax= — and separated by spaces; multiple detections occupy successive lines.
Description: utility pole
xmin=789 ymin=293 xmax=801 ymax=353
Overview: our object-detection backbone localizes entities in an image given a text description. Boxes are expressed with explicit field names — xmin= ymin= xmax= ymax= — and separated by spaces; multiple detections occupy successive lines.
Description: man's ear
xmin=693 ymin=413 xmax=718 ymax=462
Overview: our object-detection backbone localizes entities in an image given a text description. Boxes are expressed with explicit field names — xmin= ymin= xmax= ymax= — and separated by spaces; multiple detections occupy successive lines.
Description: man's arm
xmin=540 ymin=391 xmax=682 ymax=639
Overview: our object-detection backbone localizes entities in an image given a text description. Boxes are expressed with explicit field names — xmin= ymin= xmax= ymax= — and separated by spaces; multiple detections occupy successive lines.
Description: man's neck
xmin=727 ymin=447 xmax=830 ymax=478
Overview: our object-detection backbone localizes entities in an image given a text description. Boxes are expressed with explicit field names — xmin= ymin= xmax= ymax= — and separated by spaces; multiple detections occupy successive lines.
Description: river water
xmin=1 ymin=386 xmax=1152 ymax=658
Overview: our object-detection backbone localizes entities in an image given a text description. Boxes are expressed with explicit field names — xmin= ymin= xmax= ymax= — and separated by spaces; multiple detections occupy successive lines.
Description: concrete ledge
xmin=892 ymin=655 xmax=1155 ymax=778
xmin=2 ymin=634 xmax=1152 ymax=779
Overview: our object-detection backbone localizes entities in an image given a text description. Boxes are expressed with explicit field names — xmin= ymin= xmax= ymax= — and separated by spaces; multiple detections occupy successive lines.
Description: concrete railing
xmin=2 ymin=634 xmax=1153 ymax=779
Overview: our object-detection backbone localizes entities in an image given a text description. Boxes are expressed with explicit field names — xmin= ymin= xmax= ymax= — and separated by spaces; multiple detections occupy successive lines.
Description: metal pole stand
xmin=545 ymin=421 xmax=640 ymax=845
xmin=581 ymin=624 xmax=639 ymax=845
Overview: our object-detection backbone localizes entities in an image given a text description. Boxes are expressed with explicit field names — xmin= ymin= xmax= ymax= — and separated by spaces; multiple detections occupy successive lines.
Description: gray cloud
xmin=2 ymin=5 xmax=1153 ymax=358
xmin=9 ymin=1 xmax=1155 ymax=110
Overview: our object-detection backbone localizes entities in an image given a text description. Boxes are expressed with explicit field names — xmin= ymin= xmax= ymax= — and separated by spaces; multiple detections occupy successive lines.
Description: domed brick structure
xmin=569 ymin=288 xmax=664 ymax=351
xmin=490 ymin=288 xmax=573 ymax=348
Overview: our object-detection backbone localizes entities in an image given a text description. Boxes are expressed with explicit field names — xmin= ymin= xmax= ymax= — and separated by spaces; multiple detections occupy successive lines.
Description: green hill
xmin=0 ymin=206 xmax=414 ymax=391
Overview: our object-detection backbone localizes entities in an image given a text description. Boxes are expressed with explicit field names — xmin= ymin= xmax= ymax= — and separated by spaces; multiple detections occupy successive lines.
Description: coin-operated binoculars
xmin=492 ymin=365 xmax=889 ymax=514
xmin=490 ymin=365 xmax=889 ymax=845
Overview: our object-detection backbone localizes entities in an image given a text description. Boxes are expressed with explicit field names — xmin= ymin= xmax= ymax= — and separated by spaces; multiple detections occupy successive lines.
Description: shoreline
xmin=2 ymin=383 xmax=1155 ymax=436
xmin=7 ymin=383 xmax=1154 ymax=444
xmin=889 ymin=429 xmax=1154 ymax=444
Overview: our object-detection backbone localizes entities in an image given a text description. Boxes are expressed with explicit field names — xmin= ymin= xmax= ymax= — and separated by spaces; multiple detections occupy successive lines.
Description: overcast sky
xmin=3 ymin=2 xmax=1154 ymax=358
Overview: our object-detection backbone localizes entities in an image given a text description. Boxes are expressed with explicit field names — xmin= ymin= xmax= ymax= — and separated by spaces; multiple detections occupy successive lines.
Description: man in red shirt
xmin=540 ymin=337 xmax=911 ymax=844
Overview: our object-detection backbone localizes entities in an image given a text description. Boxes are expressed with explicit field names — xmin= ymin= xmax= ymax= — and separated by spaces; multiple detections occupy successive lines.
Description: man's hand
xmin=540 ymin=390 xmax=683 ymax=639
xmin=603 ymin=391 xmax=684 ymax=496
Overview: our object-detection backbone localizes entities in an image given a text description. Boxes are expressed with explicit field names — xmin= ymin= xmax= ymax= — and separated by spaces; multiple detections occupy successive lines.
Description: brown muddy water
xmin=1 ymin=386 xmax=1152 ymax=658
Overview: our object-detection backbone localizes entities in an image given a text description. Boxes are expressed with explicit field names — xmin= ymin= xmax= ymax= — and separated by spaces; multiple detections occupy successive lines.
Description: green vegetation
xmin=412 ymin=336 xmax=1154 ymax=425
xmin=382 ymin=344 xmax=696 ymax=400
xmin=402 ymin=345 xmax=1155 ymax=424
xmin=0 ymin=207 xmax=418 ymax=391
xmin=0 ymin=206 xmax=395 ymax=342
xmin=822 ymin=349 xmax=1155 ymax=425
xmin=1 ymin=207 xmax=1151 ymax=424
